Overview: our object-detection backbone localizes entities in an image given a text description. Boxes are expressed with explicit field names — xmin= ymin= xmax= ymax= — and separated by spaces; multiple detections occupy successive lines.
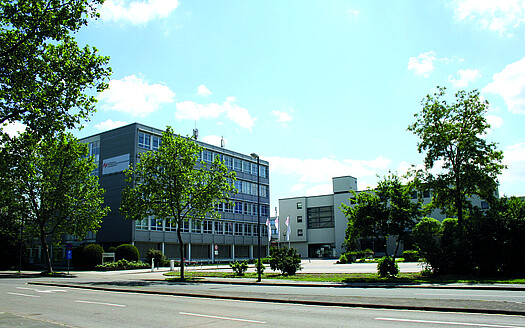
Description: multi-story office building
xmin=75 ymin=123 xmax=270 ymax=262
xmin=278 ymin=176 xmax=490 ymax=258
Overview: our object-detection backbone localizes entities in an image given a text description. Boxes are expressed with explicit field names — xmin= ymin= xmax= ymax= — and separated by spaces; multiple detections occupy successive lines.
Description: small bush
xmin=377 ymin=256 xmax=399 ymax=277
xmin=146 ymin=249 xmax=166 ymax=267
xmin=269 ymin=247 xmax=302 ymax=276
xmin=96 ymin=260 xmax=149 ymax=270
xmin=255 ymin=259 xmax=265 ymax=274
xmin=403 ymin=250 xmax=419 ymax=262
xmin=338 ymin=253 xmax=348 ymax=264
xmin=82 ymin=244 xmax=104 ymax=268
xmin=108 ymin=247 xmax=116 ymax=253
xmin=115 ymin=244 xmax=139 ymax=262
xmin=229 ymin=260 xmax=249 ymax=276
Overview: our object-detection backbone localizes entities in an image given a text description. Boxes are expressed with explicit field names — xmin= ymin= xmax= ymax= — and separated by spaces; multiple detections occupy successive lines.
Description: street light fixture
xmin=250 ymin=153 xmax=261 ymax=282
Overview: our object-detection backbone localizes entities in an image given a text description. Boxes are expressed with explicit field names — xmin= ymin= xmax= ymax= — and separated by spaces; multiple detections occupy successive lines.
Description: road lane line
xmin=180 ymin=312 xmax=266 ymax=324
xmin=75 ymin=300 xmax=126 ymax=307
xmin=16 ymin=287 xmax=67 ymax=293
xmin=7 ymin=292 xmax=40 ymax=298
xmin=375 ymin=317 xmax=524 ymax=327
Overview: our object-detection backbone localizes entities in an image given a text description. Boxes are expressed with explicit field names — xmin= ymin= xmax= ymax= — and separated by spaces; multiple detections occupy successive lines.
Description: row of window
xmin=136 ymin=218 xmax=268 ymax=236
xmin=216 ymin=201 xmax=270 ymax=217
xmin=202 ymin=150 xmax=268 ymax=178
xmin=233 ymin=180 xmax=269 ymax=198
xmin=138 ymin=132 xmax=269 ymax=178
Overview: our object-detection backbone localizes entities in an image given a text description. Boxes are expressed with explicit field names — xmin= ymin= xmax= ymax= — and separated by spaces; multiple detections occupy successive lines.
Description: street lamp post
xmin=250 ymin=153 xmax=261 ymax=282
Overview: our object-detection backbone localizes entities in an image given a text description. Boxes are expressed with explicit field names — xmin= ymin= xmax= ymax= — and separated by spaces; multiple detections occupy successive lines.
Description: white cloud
xmin=1 ymin=121 xmax=26 ymax=137
xmin=448 ymin=68 xmax=482 ymax=87
xmin=201 ymin=135 xmax=226 ymax=148
xmin=483 ymin=57 xmax=525 ymax=114
xmin=94 ymin=119 xmax=129 ymax=131
xmin=99 ymin=0 xmax=180 ymax=25
xmin=486 ymin=114 xmax=503 ymax=130
xmin=407 ymin=51 xmax=437 ymax=77
xmin=272 ymin=110 xmax=293 ymax=123
xmin=98 ymin=75 xmax=175 ymax=117
xmin=175 ymin=97 xmax=255 ymax=129
xmin=451 ymin=0 xmax=525 ymax=36
xmin=499 ymin=143 xmax=525 ymax=195
xmin=267 ymin=155 xmax=392 ymax=194
xmin=197 ymin=85 xmax=212 ymax=97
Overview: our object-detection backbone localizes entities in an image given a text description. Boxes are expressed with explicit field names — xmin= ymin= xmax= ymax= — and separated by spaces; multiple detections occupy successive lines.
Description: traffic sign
xmin=66 ymin=243 xmax=73 ymax=250
xmin=66 ymin=250 xmax=72 ymax=260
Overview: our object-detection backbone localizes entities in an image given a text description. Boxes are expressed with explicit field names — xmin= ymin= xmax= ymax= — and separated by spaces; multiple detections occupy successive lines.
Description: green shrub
xmin=146 ymin=249 xmax=166 ymax=267
xmin=255 ymin=259 xmax=265 ymax=274
xmin=338 ymin=253 xmax=348 ymax=264
xmin=115 ymin=244 xmax=139 ymax=262
xmin=82 ymin=244 xmax=104 ymax=268
xmin=377 ymin=256 xmax=399 ymax=277
xmin=269 ymin=246 xmax=302 ymax=276
xmin=402 ymin=250 xmax=419 ymax=262
xmin=229 ymin=260 xmax=249 ymax=276
xmin=96 ymin=260 xmax=149 ymax=270
xmin=108 ymin=246 xmax=116 ymax=253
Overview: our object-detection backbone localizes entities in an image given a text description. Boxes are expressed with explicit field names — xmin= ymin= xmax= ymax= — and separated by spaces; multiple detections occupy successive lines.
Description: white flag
xmin=275 ymin=217 xmax=279 ymax=241
xmin=265 ymin=218 xmax=271 ymax=241
xmin=285 ymin=216 xmax=290 ymax=241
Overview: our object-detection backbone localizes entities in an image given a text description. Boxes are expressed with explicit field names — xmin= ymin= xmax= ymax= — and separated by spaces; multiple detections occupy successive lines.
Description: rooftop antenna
xmin=192 ymin=121 xmax=198 ymax=140
xmin=220 ymin=136 xmax=225 ymax=148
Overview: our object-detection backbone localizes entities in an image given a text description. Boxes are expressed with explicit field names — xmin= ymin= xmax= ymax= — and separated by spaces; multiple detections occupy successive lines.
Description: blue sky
xmin=15 ymin=0 xmax=525 ymax=213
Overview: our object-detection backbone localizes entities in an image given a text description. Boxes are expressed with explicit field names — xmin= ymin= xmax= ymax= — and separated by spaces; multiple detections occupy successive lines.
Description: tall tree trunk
xmin=177 ymin=222 xmax=185 ymax=280
xmin=40 ymin=232 xmax=52 ymax=273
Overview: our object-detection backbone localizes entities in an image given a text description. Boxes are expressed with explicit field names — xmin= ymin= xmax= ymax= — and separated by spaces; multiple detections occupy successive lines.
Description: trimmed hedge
xmin=115 ymin=244 xmax=139 ymax=262
xmin=82 ymin=244 xmax=104 ymax=268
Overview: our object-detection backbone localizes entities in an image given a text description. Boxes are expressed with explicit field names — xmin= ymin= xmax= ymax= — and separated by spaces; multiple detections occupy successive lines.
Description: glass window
xmin=150 ymin=217 xmax=163 ymax=231
xmin=234 ymin=158 xmax=242 ymax=171
xmin=138 ymin=132 xmax=151 ymax=149
xmin=203 ymin=150 xmax=213 ymax=163
xmin=181 ymin=220 xmax=189 ymax=233
xmin=307 ymin=206 xmax=334 ymax=229
xmin=224 ymin=156 xmax=233 ymax=170
xmin=235 ymin=223 xmax=243 ymax=235
xmin=245 ymin=224 xmax=252 ymax=236
xmin=225 ymin=222 xmax=233 ymax=235
xmin=152 ymin=135 xmax=161 ymax=150
xmin=234 ymin=201 xmax=243 ymax=214
xmin=203 ymin=220 xmax=213 ymax=233
xmin=234 ymin=180 xmax=242 ymax=193
xmin=260 ymin=165 xmax=267 ymax=178
xmin=191 ymin=220 xmax=202 ymax=233
xmin=297 ymin=202 xmax=302 ymax=209
xmin=242 ymin=161 xmax=251 ymax=173
xmin=165 ymin=219 xmax=176 ymax=232
xmin=135 ymin=218 xmax=148 ymax=230
xmin=297 ymin=216 xmax=303 ymax=223
xmin=298 ymin=229 xmax=303 ymax=236
xmin=214 ymin=221 xmax=223 ymax=234
xmin=251 ymin=162 xmax=258 ymax=175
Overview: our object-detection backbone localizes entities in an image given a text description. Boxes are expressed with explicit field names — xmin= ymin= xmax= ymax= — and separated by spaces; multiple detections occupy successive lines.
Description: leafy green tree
xmin=5 ymin=132 xmax=109 ymax=272
xmin=269 ymin=247 xmax=302 ymax=276
xmin=0 ymin=0 xmax=111 ymax=135
xmin=408 ymin=87 xmax=505 ymax=224
xmin=342 ymin=173 xmax=422 ymax=259
xmin=120 ymin=126 xmax=236 ymax=280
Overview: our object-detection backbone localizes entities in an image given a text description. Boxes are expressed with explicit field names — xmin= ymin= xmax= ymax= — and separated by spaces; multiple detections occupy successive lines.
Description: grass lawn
xmin=164 ymin=271 xmax=525 ymax=284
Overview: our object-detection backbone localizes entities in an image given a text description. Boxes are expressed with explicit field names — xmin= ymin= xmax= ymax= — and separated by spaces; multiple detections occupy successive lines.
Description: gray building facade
xmin=77 ymin=123 xmax=270 ymax=262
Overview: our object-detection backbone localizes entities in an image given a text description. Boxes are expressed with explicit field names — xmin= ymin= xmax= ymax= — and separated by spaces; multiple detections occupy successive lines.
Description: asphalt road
xmin=2 ymin=277 xmax=525 ymax=328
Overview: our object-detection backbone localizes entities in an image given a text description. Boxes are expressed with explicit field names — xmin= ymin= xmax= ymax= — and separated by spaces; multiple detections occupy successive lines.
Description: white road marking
xmin=7 ymin=292 xmax=40 ymax=298
xmin=375 ymin=317 xmax=524 ymax=327
xmin=16 ymin=287 xmax=67 ymax=293
xmin=180 ymin=312 xmax=266 ymax=324
xmin=75 ymin=300 xmax=126 ymax=307
xmin=414 ymin=293 xmax=524 ymax=298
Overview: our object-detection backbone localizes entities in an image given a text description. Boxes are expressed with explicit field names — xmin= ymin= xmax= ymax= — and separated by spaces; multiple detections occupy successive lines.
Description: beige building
xmin=278 ymin=176 xmax=490 ymax=258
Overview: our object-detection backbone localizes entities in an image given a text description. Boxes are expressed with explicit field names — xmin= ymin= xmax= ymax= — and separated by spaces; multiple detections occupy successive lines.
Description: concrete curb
xmin=29 ymin=281 xmax=525 ymax=316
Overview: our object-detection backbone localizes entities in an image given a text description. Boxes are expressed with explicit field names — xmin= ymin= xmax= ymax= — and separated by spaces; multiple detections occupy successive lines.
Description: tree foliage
xmin=408 ymin=87 xmax=505 ymax=223
xmin=4 ymin=132 xmax=109 ymax=272
xmin=269 ymin=247 xmax=302 ymax=276
xmin=0 ymin=0 xmax=111 ymax=135
xmin=120 ymin=126 xmax=236 ymax=280
xmin=342 ymin=173 xmax=422 ymax=259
